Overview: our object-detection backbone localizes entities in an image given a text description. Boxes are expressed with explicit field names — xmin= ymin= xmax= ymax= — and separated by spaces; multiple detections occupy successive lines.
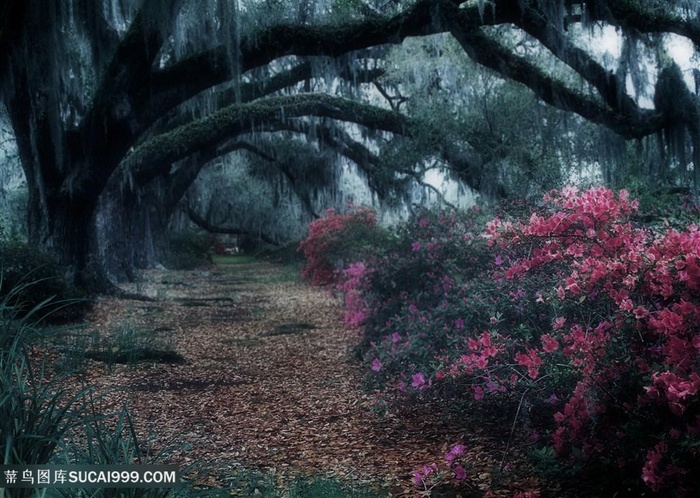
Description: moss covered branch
xmin=128 ymin=93 xmax=410 ymax=185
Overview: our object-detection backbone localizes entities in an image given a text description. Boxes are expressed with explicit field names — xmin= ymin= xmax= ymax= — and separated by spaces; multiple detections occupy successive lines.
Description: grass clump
xmin=50 ymin=323 xmax=184 ymax=369
xmin=1 ymin=283 xmax=86 ymax=494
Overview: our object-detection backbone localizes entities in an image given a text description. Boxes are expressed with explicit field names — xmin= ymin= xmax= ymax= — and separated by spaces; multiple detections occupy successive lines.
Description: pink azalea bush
xmin=484 ymin=186 xmax=700 ymax=493
xmin=298 ymin=207 xmax=383 ymax=287
xmin=300 ymin=188 xmax=700 ymax=495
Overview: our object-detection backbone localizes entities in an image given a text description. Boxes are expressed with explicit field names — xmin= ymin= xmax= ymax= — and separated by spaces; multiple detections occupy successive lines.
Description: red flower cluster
xmin=298 ymin=208 xmax=377 ymax=286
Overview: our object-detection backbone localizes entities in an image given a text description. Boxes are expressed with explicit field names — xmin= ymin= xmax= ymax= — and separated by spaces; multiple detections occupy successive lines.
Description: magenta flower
xmin=541 ymin=334 xmax=559 ymax=353
xmin=411 ymin=471 xmax=423 ymax=486
xmin=445 ymin=443 xmax=466 ymax=463
xmin=411 ymin=241 xmax=421 ymax=251
xmin=411 ymin=372 xmax=426 ymax=388
xmin=633 ymin=305 xmax=649 ymax=319
xmin=371 ymin=358 xmax=382 ymax=372
xmin=391 ymin=332 xmax=401 ymax=343
xmin=453 ymin=465 xmax=467 ymax=480
xmin=451 ymin=444 xmax=465 ymax=456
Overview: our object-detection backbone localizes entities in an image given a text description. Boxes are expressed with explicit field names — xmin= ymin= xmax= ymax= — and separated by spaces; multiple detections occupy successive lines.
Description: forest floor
xmin=47 ymin=258 xmax=546 ymax=497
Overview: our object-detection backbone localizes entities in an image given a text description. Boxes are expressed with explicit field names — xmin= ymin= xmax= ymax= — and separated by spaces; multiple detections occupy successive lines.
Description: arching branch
xmin=596 ymin=0 xmax=700 ymax=45
xmin=139 ymin=0 xmax=452 ymax=127
xmin=186 ymin=205 xmax=280 ymax=246
xmin=150 ymin=60 xmax=386 ymax=137
xmin=127 ymin=93 xmax=410 ymax=185
xmin=447 ymin=21 xmax=663 ymax=139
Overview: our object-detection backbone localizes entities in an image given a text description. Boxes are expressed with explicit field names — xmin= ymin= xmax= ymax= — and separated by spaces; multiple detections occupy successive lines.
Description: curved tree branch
xmin=150 ymin=60 xmax=386 ymax=138
xmin=514 ymin=5 xmax=636 ymax=113
xmin=139 ymin=0 xmax=454 ymax=126
xmin=596 ymin=0 xmax=700 ymax=45
xmin=136 ymin=0 xmax=692 ymax=162
xmin=127 ymin=93 xmax=410 ymax=185
xmin=447 ymin=18 xmax=664 ymax=139
xmin=186 ymin=205 xmax=280 ymax=245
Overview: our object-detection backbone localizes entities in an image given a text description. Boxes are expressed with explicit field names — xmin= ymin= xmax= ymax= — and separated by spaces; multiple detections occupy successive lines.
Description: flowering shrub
xmin=485 ymin=186 xmax=700 ymax=493
xmin=298 ymin=207 xmax=385 ymax=287
xmin=340 ymin=261 xmax=371 ymax=326
xmin=357 ymin=207 xmax=493 ymax=351
xmin=302 ymin=188 xmax=700 ymax=494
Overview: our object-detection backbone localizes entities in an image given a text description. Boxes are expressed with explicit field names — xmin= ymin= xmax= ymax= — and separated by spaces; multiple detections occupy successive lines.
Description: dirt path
xmin=76 ymin=260 xmax=540 ymax=496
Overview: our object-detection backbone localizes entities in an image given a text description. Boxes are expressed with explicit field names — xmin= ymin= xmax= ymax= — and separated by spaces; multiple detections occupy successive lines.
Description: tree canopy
xmin=0 ymin=0 xmax=699 ymax=289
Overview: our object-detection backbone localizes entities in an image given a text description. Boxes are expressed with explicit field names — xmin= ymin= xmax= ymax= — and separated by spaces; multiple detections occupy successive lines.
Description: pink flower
xmin=620 ymin=298 xmax=634 ymax=312
xmin=411 ymin=242 xmax=421 ymax=251
xmin=633 ymin=306 xmax=649 ymax=319
xmin=455 ymin=318 xmax=464 ymax=329
xmin=445 ymin=443 xmax=466 ymax=462
xmin=411 ymin=471 xmax=424 ymax=486
xmin=450 ymin=444 xmax=465 ymax=456
xmin=473 ymin=385 xmax=484 ymax=400
xmin=412 ymin=372 xmax=426 ymax=388
xmin=453 ymin=465 xmax=467 ymax=480
xmin=391 ymin=332 xmax=401 ymax=343
xmin=412 ymin=463 xmax=438 ymax=487
xmin=371 ymin=358 xmax=382 ymax=372
xmin=541 ymin=334 xmax=559 ymax=353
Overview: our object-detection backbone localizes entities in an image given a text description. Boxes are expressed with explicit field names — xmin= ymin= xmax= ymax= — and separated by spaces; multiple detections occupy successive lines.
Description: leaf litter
xmin=45 ymin=260 xmax=545 ymax=496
